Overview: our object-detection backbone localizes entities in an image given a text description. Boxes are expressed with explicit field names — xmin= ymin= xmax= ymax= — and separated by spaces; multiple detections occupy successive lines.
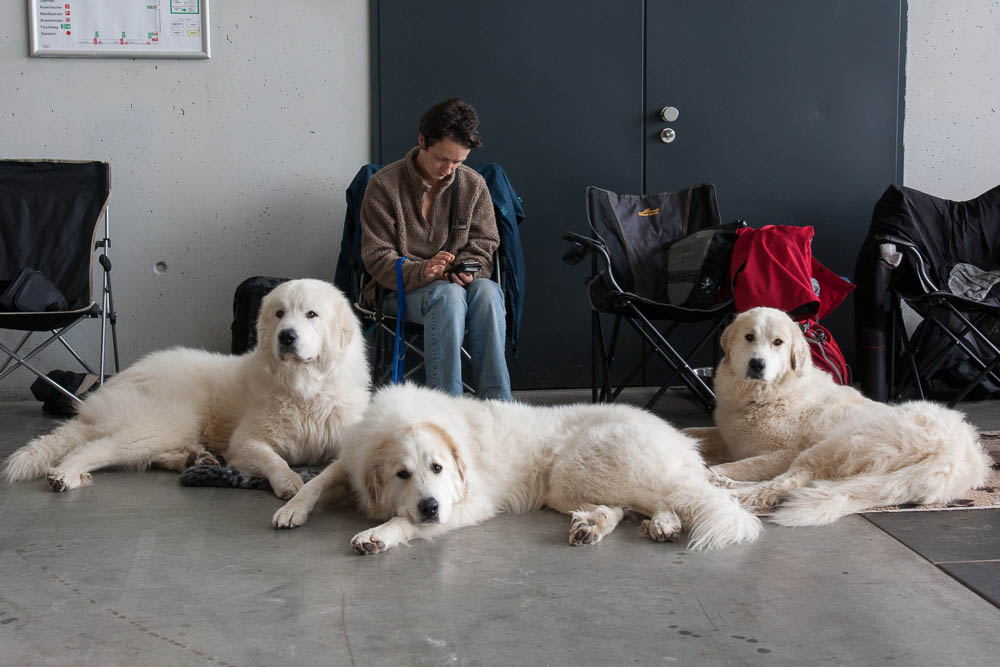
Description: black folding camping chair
xmin=0 ymin=160 xmax=120 ymax=405
xmin=855 ymin=183 xmax=1000 ymax=405
xmin=563 ymin=184 xmax=743 ymax=411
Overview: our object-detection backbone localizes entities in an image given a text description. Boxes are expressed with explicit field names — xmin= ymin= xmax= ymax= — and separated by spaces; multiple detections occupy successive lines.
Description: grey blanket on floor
xmin=178 ymin=464 xmax=322 ymax=490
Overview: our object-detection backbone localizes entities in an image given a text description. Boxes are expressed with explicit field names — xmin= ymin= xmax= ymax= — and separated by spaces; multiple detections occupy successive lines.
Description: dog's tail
xmin=686 ymin=486 xmax=763 ymax=551
xmin=771 ymin=454 xmax=990 ymax=527
xmin=4 ymin=423 xmax=82 ymax=482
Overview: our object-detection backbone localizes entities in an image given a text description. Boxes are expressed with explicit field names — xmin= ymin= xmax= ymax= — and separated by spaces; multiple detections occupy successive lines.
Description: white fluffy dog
xmin=272 ymin=384 xmax=762 ymax=553
xmin=691 ymin=307 xmax=990 ymax=525
xmin=4 ymin=279 xmax=370 ymax=498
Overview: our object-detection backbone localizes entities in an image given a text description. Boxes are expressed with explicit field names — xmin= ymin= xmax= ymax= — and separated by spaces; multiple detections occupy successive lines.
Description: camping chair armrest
xmin=561 ymin=232 xmax=610 ymax=268
xmin=875 ymin=234 xmax=940 ymax=294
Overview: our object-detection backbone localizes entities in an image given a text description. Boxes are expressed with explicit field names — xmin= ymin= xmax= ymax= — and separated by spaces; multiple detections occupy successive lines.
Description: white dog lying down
xmin=4 ymin=279 xmax=370 ymax=498
xmin=273 ymin=384 xmax=762 ymax=553
xmin=688 ymin=307 xmax=990 ymax=526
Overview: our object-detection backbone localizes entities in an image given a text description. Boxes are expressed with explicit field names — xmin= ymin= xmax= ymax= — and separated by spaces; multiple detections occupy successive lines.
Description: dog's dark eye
xmin=276 ymin=310 xmax=285 ymax=319
xmin=430 ymin=463 xmax=442 ymax=474
xmin=745 ymin=333 xmax=755 ymax=342
xmin=306 ymin=311 xmax=318 ymax=319
xmin=396 ymin=470 xmax=410 ymax=480
xmin=773 ymin=338 xmax=784 ymax=346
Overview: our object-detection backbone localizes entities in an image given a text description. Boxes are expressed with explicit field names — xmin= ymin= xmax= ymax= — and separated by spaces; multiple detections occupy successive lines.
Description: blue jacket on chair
xmin=473 ymin=163 xmax=526 ymax=357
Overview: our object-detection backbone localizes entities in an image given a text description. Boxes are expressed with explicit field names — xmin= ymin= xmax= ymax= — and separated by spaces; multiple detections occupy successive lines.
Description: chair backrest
xmin=0 ymin=160 xmax=111 ymax=309
xmin=586 ymin=184 xmax=720 ymax=299
xmin=334 ymin=164 xmax=383 ymax=304
xmin=870 ymin=184 xmax=1000 ymax=285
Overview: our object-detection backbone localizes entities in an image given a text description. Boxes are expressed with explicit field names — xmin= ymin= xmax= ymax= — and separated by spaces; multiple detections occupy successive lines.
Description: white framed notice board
xmin=29 ymin=0 xmax=211 ymax=58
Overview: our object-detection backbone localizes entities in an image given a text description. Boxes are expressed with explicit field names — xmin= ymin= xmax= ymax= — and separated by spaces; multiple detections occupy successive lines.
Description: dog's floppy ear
xmin=447 ymin=438 xmax=468 ymax=495
xmin=421 ymin=421 xmax=469 ymax=497
xmin=325 ymin=297 xmax=356 ymax=359
xmin=337 ymin=320 xmax=355 ymax=354
xmin=719 ymin=316 xmax=739 ymax=362
xmin=364 ymin=460 xmax=384 ymax=508
xmin=790 ymin=324 xmax=810 ymax=376
xmin=363 ymin=439 xmax=393 ymax=510
xmin=254 ymin=294 xmax=277 ymax=358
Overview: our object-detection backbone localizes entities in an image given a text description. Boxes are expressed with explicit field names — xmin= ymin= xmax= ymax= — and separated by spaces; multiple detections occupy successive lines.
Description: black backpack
xmin=230 ymin=276 xmax=289 ymax=354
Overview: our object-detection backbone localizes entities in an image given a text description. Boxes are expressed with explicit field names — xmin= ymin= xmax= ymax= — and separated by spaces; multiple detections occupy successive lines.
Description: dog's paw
xmin=186 ymin=450 xmax=222 ymax=468
xmin=272 ymin=501 xmax=310 ymax=529
xmin=737 ymin=485 xmax=785 ymax=511
xmin=270 ymin=471 xmax=304 ymax=500
xmin=641 ymin=515 xmax=681 ymax=543
xmin=568 ymin=513 xmax=605 ymax=546
xmin=46 ymin=470 xmax=92 ymax=493
xmin=707 ymin=468 xmax=739 ymax=488
xmin=351 ymin=530 xmax=387 ymax=555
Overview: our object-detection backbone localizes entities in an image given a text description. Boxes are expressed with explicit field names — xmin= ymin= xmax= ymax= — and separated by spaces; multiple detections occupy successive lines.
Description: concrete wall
xmin=1 ymin=1 xmax=369 ymax=398
xmin=904 ymin=0 xmax=1000 ymax=197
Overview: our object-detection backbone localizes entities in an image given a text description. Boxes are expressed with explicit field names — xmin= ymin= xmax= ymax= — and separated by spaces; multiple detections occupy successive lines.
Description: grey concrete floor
xmin=2 ymin=390 xmax=1000 ymax=667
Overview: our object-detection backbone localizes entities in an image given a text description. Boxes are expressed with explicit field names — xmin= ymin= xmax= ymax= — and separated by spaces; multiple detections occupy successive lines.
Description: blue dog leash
xmin=391 ymin=180 xmax=458 ymax=383
xmin=392 ymin=257 xmax=407 ymax=383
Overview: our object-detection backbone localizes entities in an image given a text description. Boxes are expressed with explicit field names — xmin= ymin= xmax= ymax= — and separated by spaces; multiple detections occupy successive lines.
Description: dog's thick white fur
xmin=272 ymin=384 xmax=762 ymax=553
xmin=689 ymin=307 xmax=990 ymax=526
xmin=4 ymin=279 xmax=370 ymax=498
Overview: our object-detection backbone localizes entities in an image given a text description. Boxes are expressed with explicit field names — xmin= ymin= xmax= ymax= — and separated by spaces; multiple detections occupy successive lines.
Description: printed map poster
xmin=29 ymin=0 xmax=211 ymax=58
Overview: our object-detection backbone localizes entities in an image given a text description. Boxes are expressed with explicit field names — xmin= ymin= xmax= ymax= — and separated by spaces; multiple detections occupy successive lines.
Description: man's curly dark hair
xmin=419 ymin=98 xmax=483 ymax=149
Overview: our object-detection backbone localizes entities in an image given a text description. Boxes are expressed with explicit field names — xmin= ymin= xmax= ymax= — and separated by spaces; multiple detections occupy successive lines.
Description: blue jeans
xmin=384 ymin=278 xmax=512 ymax=401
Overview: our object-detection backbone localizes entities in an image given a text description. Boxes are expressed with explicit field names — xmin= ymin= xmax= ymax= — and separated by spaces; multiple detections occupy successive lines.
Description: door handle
xmin=659 ymin=127 xmax=676 ymax=143
xmin=659 ymin=106 xmax=679 ymax=122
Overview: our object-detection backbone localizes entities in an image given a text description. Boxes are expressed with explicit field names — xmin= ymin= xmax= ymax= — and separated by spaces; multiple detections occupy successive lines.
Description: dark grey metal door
xmin=373 ymin=0 xmax=904 ymax=388
xmin=374 ymin=0 xmax=644 ymax=389
xmin=644 ymin=0 xmax=905 ymax=361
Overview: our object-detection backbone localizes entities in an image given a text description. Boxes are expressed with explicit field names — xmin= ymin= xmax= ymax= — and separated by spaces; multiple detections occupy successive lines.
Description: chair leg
xmin=944 ymin=307 xmax=1000 ymax=405
xmin=0 ymin=318 xmax=89 ymax=383
xmin=53 ymin=331 xmax=98 ymax=375
xmin=603 ymin=315 xmax=624 ymax=402
xmin=918 ymin=307 xmax=1000 ymax=404
xmin=892 ymin=299 xmax=925 ymax=401
xmin=950 ymin=355 xmax=1000 ymax=406
xmin=0 ymin=331 xmax=31 ymax=375
xmin=626 ymin=305 xmax=716 ymax=411
xmin=613 ymin=346 xmax=658 ymax=402
xmin=591 ymin=310 xmax=600 ymax=403
xmin=643 ymin=314 xmax=722 ymax=411
xmin=887 ymin=298 xmax=896 ymax=399
xmin=0 ymin=339 xmax=83 ymax=404
xmin=592 ymin=311 xmax=616 ymax=403
xmin=105 ymin=267 xmax=121 ymax=373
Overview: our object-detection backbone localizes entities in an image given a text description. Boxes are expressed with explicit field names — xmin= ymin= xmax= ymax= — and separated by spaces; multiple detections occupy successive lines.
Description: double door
xmin=374 ymin=0 xmax=904 ymax=389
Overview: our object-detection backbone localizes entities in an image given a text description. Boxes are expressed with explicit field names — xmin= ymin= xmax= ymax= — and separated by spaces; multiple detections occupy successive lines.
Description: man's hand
xmin=423 ymin=251 xmax=455 ymax=280
xmin=449 ymin=272 xmax=474 ymax=286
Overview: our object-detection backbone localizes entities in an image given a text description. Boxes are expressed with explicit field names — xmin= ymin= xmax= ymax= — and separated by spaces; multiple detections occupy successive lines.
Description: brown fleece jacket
xmin=360 ymin=146 xmax=499 ymax=303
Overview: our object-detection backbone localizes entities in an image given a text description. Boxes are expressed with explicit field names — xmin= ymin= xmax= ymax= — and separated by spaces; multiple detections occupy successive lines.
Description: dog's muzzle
xmin=277 ymin=328 xmax=298 ymax=354
xmin=746 ymin=357 xmax=766 ymax=379
xmin=418 ymin=496 xmax=439 ymax=523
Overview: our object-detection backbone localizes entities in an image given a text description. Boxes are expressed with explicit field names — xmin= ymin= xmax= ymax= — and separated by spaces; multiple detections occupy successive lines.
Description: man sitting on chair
xmin=360 ymin=98 xmax=512 ymax=400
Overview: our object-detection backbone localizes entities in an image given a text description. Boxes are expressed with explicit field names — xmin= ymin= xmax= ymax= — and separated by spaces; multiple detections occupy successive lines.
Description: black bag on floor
xmin=231 ymin=276 xmax=289 ymax=354
xmin=30 ymin=370 xmax=104 ymax=417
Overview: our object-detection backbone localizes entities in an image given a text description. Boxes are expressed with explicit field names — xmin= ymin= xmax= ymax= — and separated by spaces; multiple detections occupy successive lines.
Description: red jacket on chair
xmin=730 ymin=225 xmax=856 ymax=384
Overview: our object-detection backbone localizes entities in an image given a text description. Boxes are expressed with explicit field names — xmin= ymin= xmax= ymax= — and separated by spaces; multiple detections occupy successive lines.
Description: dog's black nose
xmin=418 ymin=497 xmax=439 ymax=522
xmin=748 ymin=357 xmax=766 ymax=374
xmin=278 ymin=329 xmax=297 ymax=347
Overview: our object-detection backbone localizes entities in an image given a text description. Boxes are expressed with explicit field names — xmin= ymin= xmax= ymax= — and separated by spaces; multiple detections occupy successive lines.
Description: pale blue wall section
xmin=0 ymin=1 xmax=370 ymax=397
